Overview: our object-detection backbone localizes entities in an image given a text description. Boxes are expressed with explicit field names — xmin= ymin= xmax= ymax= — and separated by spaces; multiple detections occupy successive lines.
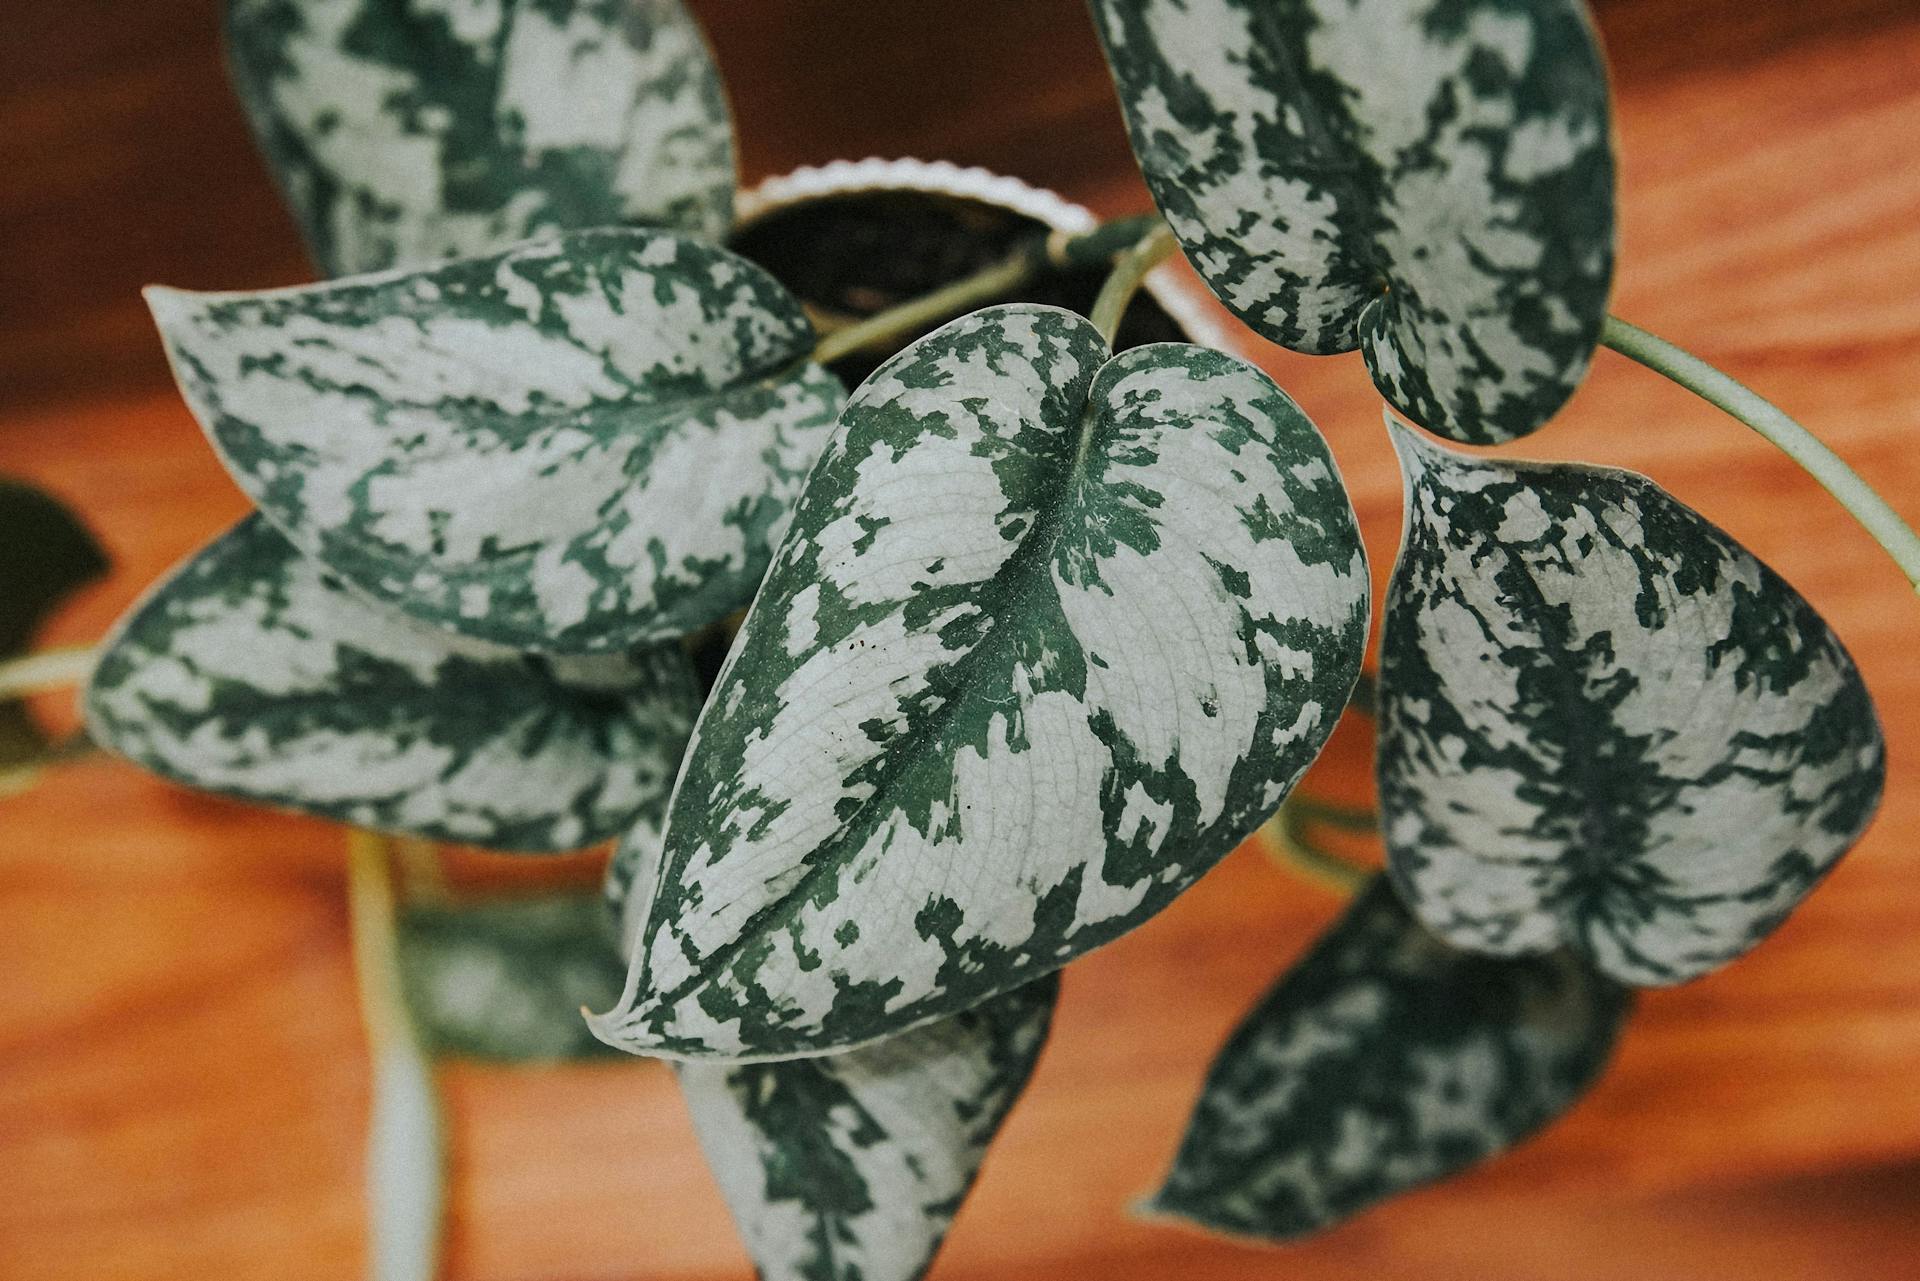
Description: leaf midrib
xmin=329 ymin=357 xmax=819 ymax=561
xmin=1466 ymin=515 xmax=1647 ymax=903
xmin=647 ymin=371 xmax=1112 ymax=1022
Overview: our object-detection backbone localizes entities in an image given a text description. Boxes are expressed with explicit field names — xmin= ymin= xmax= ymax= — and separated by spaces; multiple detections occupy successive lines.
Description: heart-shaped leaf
xmin=1089 ymin=0 xmax=1615 ymax=443
xmin=148 ymin=228 xmax=846 ymax=654
xmin=1378 ymin=423 xmax=1884 ymax=984
xmin=678 ymin=977 xmax=1057 ymax=1281
xmin=1152 ymin=877 xmax=1630 ymax=1238
xmin=1 ymin=479 xmax=108 ymax=773
xmin=591 ymin=304 xmax=1368 ymax=1059
xmin=226 ymin=0 xmax=736 ymax=276
xmin=398 ymin=891 xmax=628 ymax=1061
xmin=85 ymin=516 xmax=698 ymax=851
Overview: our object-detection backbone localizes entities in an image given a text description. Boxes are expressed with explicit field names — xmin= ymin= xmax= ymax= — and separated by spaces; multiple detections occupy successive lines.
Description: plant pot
xmin=726 ymin=157 xmax=1225 ymax=388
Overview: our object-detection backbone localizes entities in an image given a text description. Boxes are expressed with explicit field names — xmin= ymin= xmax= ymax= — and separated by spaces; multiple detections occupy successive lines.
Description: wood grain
xmin=4 ymin=3 xmax=1920 ymax=1279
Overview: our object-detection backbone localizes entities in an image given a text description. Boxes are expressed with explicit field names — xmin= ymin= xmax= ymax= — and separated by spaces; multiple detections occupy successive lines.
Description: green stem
xmin=810 ymin=213 xmax=1166 ymax=366
xmin=1256 ymin=672 xmax=1383 ymax=894
xmin=347 ymin=830 xmax=445 ymax=1281
xmin=1090 ymin=223 xmax=1181 ymax=346
xmin=1258 ymin=804 xmax=1373 ymax=897
xmin=1285 ymin=795 xmax=1378 ymax=832
xmin=1601 ymin=315 xmax=1920 ymax=594
xmin=0 ymin=733 xmax=94 ymax=801
xmin=0 ymin=645 xmax=95 ymax=700
xmin=812 ymin=255 xmax=1032 ymax=365
xmin=393 ymin=836 xmax=449 ymax=904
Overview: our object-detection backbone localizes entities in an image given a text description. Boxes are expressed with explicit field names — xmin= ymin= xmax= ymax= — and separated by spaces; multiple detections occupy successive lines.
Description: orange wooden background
xmin=4 ymin=2 xmax=1919 ymax=1278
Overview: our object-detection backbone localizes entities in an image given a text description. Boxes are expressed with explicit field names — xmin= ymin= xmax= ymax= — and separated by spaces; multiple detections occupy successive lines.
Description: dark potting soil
xmin=727 ymin=187 xmax=1189 ymax=390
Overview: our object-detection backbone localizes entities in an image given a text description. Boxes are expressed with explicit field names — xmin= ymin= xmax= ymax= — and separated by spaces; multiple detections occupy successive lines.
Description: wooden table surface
xmin=4 ymin=2 xmax=1919 ymax=1278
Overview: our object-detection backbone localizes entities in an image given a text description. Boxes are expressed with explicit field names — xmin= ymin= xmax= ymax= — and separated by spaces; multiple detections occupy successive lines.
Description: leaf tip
xmin=141 ymin=285 xmax=202 ymax=337
xmin=1382 ymin=409 xmax=1439 ymax=460
xmin=1127 ymin=1189 xmax=1274 ymax=1243
xmin=579 ymin=996 xmax=643 ymax=1056
xmin=1128 ymin=1191 xmax=1174 ymax=1223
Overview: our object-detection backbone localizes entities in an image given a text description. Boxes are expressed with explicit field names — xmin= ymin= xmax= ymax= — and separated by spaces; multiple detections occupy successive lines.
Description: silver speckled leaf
xmin=592 ymin=304 xmax=1369 ymax=1060
xmin=1153 ymin=877 xmax=1630 ymax=1238
xmin=148 ymin=228 xmax=846 ymax=654
xmin=226 ymin=0 xmax=736 ymax=276
xmin=399 ymin=891 xmax=627 ymax=1061
xmin=677 ymin=978 xmax=1057 ymax=1281
xmin=84 ymin=516 xmax=698 ymax=851
xmin=1089 ymin=0 xmax=1615 ymax=443
xmin=1378 ymin=423 xmax=1885 ymax=984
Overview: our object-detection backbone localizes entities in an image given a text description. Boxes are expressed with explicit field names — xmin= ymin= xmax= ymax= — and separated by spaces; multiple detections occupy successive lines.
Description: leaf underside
xmin=679 ymin=976 xmax=1058 ymax=1281
xmin=225 ymin=0 xmax=736 ymax=276
xmin=0 ymin=479 xmax=108 ymax=768
xmin=1378 ymin=424 xmax=1884 ymax=985
xmin=1153 ymin=877 xmax=1630 ymax=1239
xmin=149 ymin=228 xmax=846 ymax=654
xmin=398 ymin=891 xmax=628 ymax=1061
xmin=595 ymin=303 xmax=1369 ymax=1060
xmin=84 ymin=516 xmax=697 ymax=851
xmin=1090 ymin=0 xmax=1615 ymax=443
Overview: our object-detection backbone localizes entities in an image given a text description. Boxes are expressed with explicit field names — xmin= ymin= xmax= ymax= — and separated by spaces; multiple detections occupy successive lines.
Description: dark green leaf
xmin=1153 ymin=877 xmax=1631 ymax=1238
xmin=0 ymin=478 xmax=107 ymax=770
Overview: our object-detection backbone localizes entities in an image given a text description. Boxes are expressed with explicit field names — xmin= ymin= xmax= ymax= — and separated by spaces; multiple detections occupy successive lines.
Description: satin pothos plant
xmin=6 ymin=1 xmax=1910 ymax=1279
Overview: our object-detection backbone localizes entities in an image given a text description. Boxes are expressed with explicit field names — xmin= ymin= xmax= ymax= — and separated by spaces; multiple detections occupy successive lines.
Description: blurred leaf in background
xmin=0 ymin=478 xmax=107 ymax=790
xmin=397 ymin=892 xmax=628 ymax=1063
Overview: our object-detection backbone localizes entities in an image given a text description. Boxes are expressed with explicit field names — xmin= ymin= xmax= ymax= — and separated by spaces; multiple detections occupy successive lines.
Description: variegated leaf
xmin=149 ymin=228 xmax=846 ymax=654
xmin=1089 ymin=0 xmax=1615 ymax=443
xmin=592 ymin=304 xmax=1369 ymax=1060
xmin=399 ymin=891 xmax=627 ymax=1060
xmin=1152 ymin=877 xmax=1630 ymax=1238
xmin=85 ymin=516 xmax=698 ymax=851
xmin=678 ymin=977 xmax=1057 ymax=1281
xmin=1378 ymin=423 xmax=1884 ymax=984
xmin=601 ymin=812 xmax=1058 ymax=1281
xmin=226 ymin=0 xmax=735 ymax=276
xmin=1 ymin=479 xmax=108 ymax=772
